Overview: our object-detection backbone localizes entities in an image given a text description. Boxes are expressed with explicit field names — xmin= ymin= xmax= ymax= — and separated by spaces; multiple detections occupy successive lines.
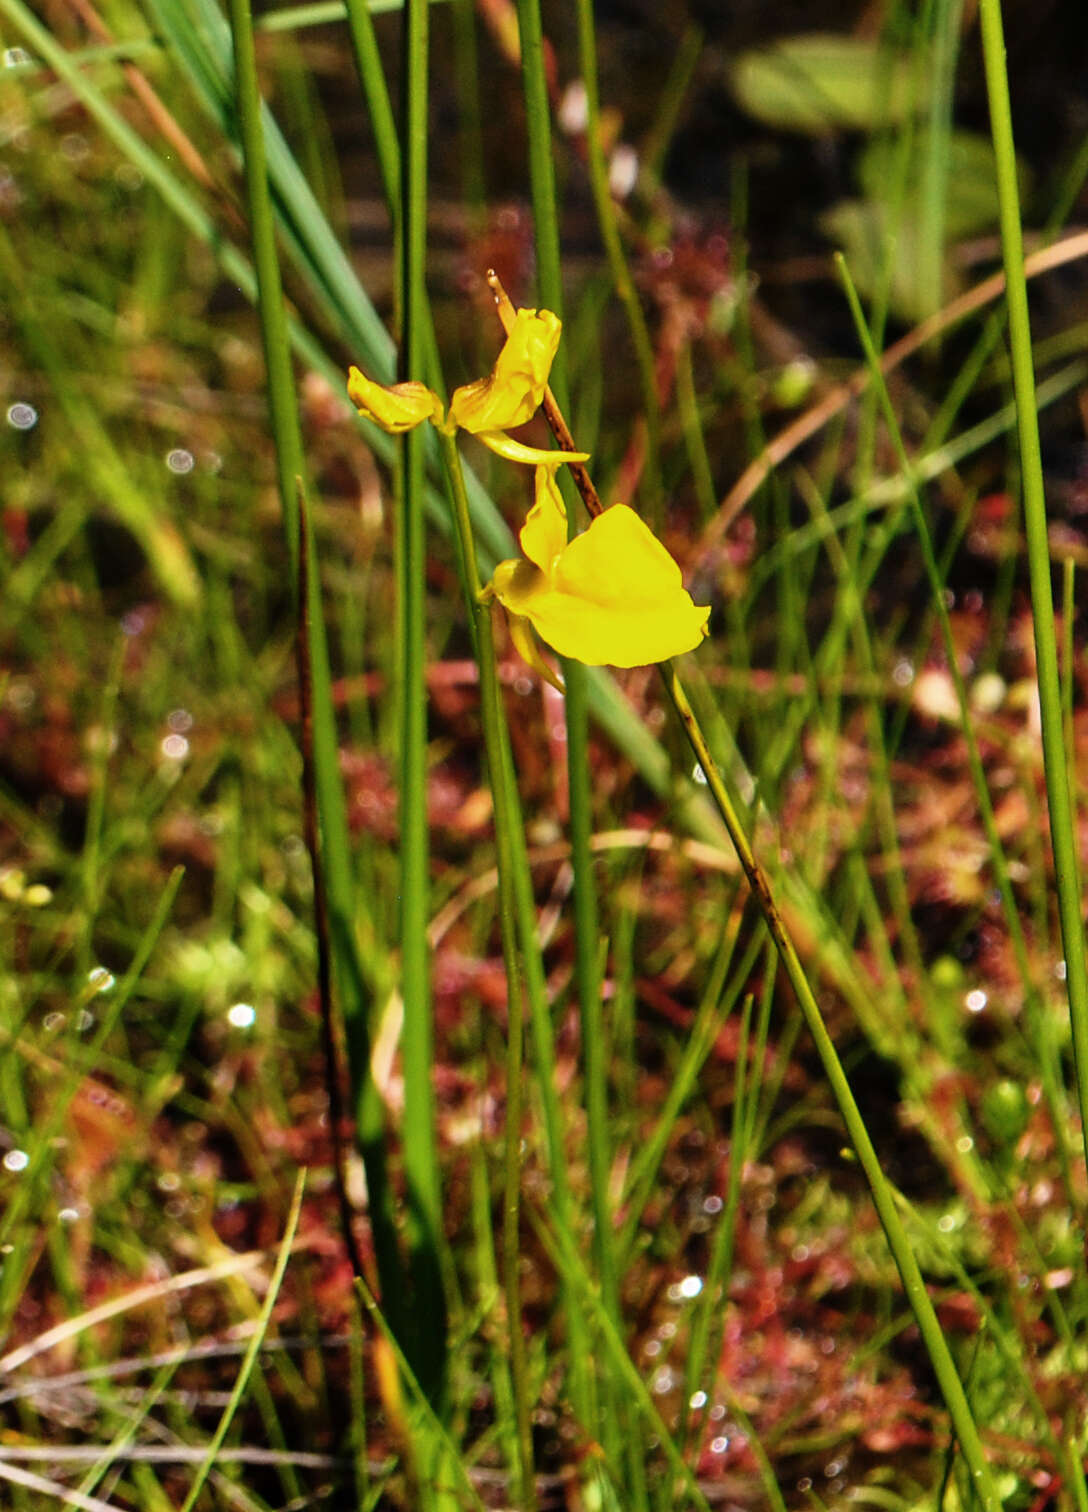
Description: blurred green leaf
xmin=823 ymin=131 xmax=1031 ymax=322
xmin=857 ymin=128 xmax=1029 ymax=240
xmin=729 ymin=33 xmax=926 ymax=135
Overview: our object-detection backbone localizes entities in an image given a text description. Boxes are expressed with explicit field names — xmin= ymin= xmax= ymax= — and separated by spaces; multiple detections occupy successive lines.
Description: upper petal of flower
xmin=348 ymin=367 xmax=444 ymax=433
xmin=447 ymin=308 xmax=561 ymax=434
xmin=518 ymin=466 xmax=568 ymax=573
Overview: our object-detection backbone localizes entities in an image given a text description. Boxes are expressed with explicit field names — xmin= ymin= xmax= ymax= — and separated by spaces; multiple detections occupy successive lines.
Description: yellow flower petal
xmin=518 ymin=466 xmax=568 ymax=572
xmin=489 ymin=504 xmax=710 ymax=669
xmin=347 ymin=367 xmax=443 ymax=433
xmin=447 ymin=308 xmax=561 ymax=434
xmin=507 ymin=610 xmax=564 ymax=692
xmin=476 ymin=431 xmax=589 ymax=468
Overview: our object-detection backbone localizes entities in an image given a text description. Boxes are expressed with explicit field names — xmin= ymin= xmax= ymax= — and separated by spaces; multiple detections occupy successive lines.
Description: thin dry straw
xmin=707 ymin=227 xmax=1088 ymax=543
xmin=178 ymin=1171 xmax=307 ymax=1512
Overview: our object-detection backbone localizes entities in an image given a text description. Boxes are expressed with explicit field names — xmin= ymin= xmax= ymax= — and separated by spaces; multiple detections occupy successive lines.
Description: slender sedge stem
xmin=438 ymin=429 xmax=536 ymax=1510
xmin=571 ymin=0 xmax=662 ymax=516
xmin=225 ymin=0 xmax=302 ymax=567
xmin=978 ymin=0 xmax=1088 ymax=1175
xmin=660 ymin=667 xmax=1001 ymax=1512
xmin=513 ymin=0 xmax=562 ymax=317
xmin=485 ymin=44 xmax=606 ymax=1435
xmin=835 ymin=253 xmax=1084 ymax=1224
xmin=225 ymin=0 xmax=401 ymax=1334
xmin=295 ymin=478 xmax=369 ymax=1283
xmin=342 ymin=0 xmax=400 ymax=217
xmin=179 ymin=1172 xmax=306 ymax=1512
xmin=398 ymin=0 xmax=447 ymax=1410
xmin=508 ymin=0 xmax=633 ymax=1475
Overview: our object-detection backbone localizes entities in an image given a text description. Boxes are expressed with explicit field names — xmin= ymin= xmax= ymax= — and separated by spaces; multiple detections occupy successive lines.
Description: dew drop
xmin=558 ymin=80 xmax=588 ymax=134
xmin=651 ymin=1366 xmax=676 ymax=1396
xmin=609 ymin=143 xmax=639 ymax=199
xmin=114 ymin=162 xmax=143 ymax=191
xmin=7 ymin=401 xmax=37 ymax=430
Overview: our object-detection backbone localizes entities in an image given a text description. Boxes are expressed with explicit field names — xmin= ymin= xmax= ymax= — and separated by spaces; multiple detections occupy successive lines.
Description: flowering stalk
xmin=349 ymin=294 xmax=712 ymax=1496
xmin=435 ymin=428 xmax=536 ymax=1512
xmin=473 ymin=274 xmax=1002 ymax=1512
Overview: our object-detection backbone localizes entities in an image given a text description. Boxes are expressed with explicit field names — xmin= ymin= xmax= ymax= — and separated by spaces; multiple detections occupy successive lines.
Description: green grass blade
xmin=178 ymin=1170 xmax=306 ymax=1512
xmin=977 ymin=0 xmax=1088 ymax=1174
xmin=437 ymin=430 xmax=536 ymax=1505
xmin=395 ymin=0 xmax=448 ymax=1412
xmin=224 ymin=0 xmax=403 ymax=1342
xmin=662 ymin=666 xmax=1003 ymax=1512
xmin=512 ymin=0 xmax=611 ymax=1457
xmin=833 ymin=252 xmax=1082 ymax=1212
xmin=572 ymin=0 xmax=662 ymax=516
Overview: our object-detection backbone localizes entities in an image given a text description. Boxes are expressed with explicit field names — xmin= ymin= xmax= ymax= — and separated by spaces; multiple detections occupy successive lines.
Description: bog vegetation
xmin=3 ymin=1 xmax=1088 ymax=1509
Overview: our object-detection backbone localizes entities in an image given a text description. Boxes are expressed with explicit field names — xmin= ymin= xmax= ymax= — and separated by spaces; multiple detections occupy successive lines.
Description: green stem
xmin=834 ymin=253 xmax=1081 ymax=1217
xmin=225 ymin=0 xmax=401 ymax=1335
xmin=977 ymin=0 xmax=1088 ymax=1176
xmin=179 ymin=1173 xmax=306 ymax=1512
xmin=660 ymin=666 xmax=1002 ymax=1512
xmin=513 ymin=0 xmax=602 ymax=1448
xmin=572 ymin=0 xmax=663 ymax=517
xmin=225 ymin=0 xmax=303 ymax=568
xmin=398 ymin=0 xmax=446 ymax=1408
xmin=438 ymin=430 xmax=535 ymax=1510
xmin=514 ymin=0 xmax=563 ymax=320
xmin=342 ymin=0 xmax=401 ymax=216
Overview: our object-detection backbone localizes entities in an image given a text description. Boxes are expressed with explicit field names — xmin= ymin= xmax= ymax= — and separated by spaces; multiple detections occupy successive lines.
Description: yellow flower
xmin=447 ymin=308 xmax=561 ymax=436
xmin=347 ymin=308 xmax=562 ymax=464
xmin=347 ymin=368 xmax=444 ymax=432
xmin=485 ymin=468 xmax=710 ymax=682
